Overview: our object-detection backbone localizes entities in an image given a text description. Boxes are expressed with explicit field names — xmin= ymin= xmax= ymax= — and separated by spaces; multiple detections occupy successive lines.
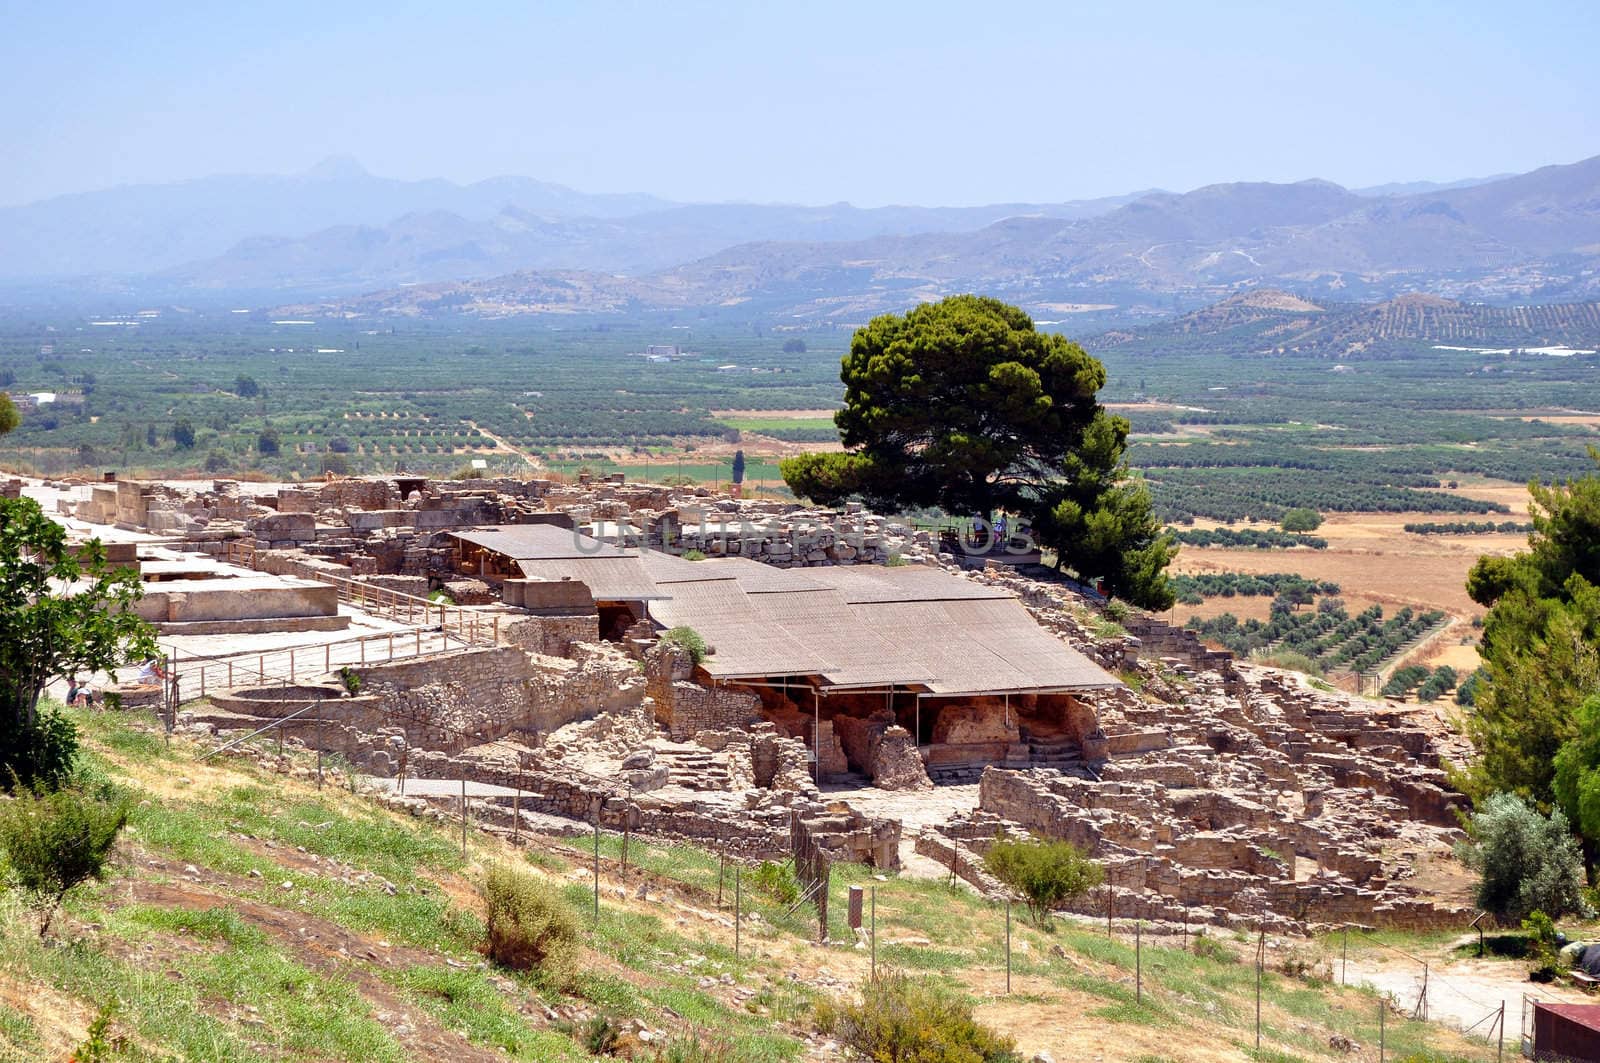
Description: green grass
xmin=0 ymin=703 xmax=1504 ymax=1062
xmin=389 ymin=966 xmax=587 ymax=1061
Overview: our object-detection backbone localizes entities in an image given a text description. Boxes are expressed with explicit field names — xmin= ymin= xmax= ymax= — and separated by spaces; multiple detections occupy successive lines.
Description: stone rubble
xmin=76 ymin=472 xmax=1481 ymax=932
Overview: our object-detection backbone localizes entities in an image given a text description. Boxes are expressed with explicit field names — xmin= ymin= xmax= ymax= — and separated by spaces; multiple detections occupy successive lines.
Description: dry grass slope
xmin=0 ymin=704 xmax=1505 ymax=1062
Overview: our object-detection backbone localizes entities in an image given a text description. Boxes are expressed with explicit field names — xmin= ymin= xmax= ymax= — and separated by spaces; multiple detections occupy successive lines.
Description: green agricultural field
xmin=0 ymin=704 xmax=1504 ymax=1061
xmin=1 ymin=309 xmax=1596 ymax=519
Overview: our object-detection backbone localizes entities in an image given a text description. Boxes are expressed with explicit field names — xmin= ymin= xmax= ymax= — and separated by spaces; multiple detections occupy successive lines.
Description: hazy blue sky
xmin=3 ymin=1 xmax=1596 ymax=208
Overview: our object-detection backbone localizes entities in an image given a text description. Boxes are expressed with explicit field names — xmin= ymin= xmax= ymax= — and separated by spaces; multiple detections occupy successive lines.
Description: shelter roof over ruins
xmin=514 ymin=557 xmax=665 ymax=601
xmin=447 ymin=524 xmax=626 ymax=560
xmin=641 ymin=556 xmax=1119 ymax=694
xmin=448 ymin=525 xmax=661 ymax=601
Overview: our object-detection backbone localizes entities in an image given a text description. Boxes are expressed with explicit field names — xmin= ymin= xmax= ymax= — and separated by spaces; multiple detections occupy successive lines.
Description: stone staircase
xmin=926 ymin=763 xmax=988 ymax=785
xmin=653 ymin=745 xmax=741 ymax=792
xmin=1027 ymin=738 xmax=1084 ymax=772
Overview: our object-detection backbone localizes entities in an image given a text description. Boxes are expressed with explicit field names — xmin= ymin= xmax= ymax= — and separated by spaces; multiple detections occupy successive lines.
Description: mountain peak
xmin=303 ymin=155 xmax=370 ymax=181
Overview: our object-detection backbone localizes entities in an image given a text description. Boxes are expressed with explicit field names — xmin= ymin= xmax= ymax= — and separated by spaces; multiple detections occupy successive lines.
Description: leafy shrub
xmin=661 ymin=626 xmax=708 ymax=665
xmin=0 ymin=781 xmax=131 ymax=936
xmin=1190 ymin=932 xmax=1237 ymax=964
xmin=0 ymin=706 xmax=79 ymax=794
xmin=649 ymin=1034 xmax=739 ymax=1062
xmin=336 ymin=667 xmax=362 ymax=695
xmin=1280 ymin=507 xmax=1324 ymax=532
xmin=1456 ymin=793 xmax=1590 ymax=921
xmin=815 ymin=973 xmax=1021 ymax=1062
xmin=71 ymin=1001 xmax=120 ymax=1062
xmin=569 ymin=1015 xmax=621 ymax=1056
xmin=1102 ymin=600 xmax=1130 ymax=624
xmin=749 ymin=860 xmax=800 ymax=905
xmin=1521 ymin=909 xmax=1561 ymax=981
xmin=481 ymin=865 xmax=583 ymax=986
xmin=983 ymin=834 xmax=1104 ymax=925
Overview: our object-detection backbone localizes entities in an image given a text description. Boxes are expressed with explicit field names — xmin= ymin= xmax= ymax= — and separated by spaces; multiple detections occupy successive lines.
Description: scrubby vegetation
xmin=660 ymin=626 xmax=708 ymax=665
xmin=983 ymin=834 xmax=1104 ymax=925
xmin=1171 ymin=526 xmax=1327 ymax=550
xmin=1190 ymin=601 xmax=1446 ymax=676
xmin=0 ymin=779 xmax=130 ymax=936
xmin=816 ymin=973 xmax=1021 ymax=1062
xmin=482 ymin=865 xmax=583 ymax=985
xmin=1404 ymin=520 xmax=1532 ymax=535
xmin=1170 ymin=572 xmax=1337 ymax=605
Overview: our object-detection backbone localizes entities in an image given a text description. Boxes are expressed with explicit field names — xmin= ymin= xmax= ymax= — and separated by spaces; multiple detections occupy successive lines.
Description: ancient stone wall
xmin=502 ymin=614 xmax=601 ymax=658
xmin=644 ymin=643 xmax=761 ymax=739
xmin=832 ymin=712 xmax=932 ymax=790
xmin=352 ymin=646 xmax=644 ymax=753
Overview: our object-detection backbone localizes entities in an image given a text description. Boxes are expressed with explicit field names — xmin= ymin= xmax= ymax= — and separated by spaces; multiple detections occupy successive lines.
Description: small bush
xmin=1456 ymin=793 xmax=1590 ymax=921
xmin=336 ymin=667 xmax=362 ymax=695
xmin=1102 ymin=600 xmax=1130 ymax=624
xmin=0 ymin=705 xmax=79 ymax=793
xmin=569 ymin=1015 xmax=621 ymax=1056
xmin=1522 ymin=909 xmax=1562 ymax=980
xmin=71 ymin=1001 xmax=120 ymax=1062
xmin=984 ymin=834 xmax=1104 ymax=925
xmin=661 ymin=625 xmax=708 ymax=665
xmin=681 ymin=549 xmax=707 ymax=562
xmin=816 ymin=973 xmax=1020 ymax=1062
xmin=650 ymin=1034 xmax=738 ymax=1062
xmin=481 ymin=865 xmax=583 ymax=986
xmin=1190 ymin=932 xmax=1237 ymax=964
xmin=749 ymin=860 xmax=800 ymax=905
xmin=0 ymin=781 xmax=131 ymax=937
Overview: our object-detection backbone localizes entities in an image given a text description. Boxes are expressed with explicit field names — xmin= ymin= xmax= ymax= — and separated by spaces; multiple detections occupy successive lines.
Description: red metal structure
xmin=1530 ymin=1001 xmax=1600 ymax=1061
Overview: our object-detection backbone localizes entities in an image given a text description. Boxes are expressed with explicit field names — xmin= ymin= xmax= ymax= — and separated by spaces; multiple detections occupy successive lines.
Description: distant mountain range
xmin=278 ymin=154 xmax=1600 ymax=321
xmin=156 ymin=193 xmax=1155 ymax=292
xmin=0 ymin=157 xmax=673 ymax=279
xmin=4 ymin=154 xmax=1599 ymax=317
xmin=0 ymin=156 xmax=1150 ymax=286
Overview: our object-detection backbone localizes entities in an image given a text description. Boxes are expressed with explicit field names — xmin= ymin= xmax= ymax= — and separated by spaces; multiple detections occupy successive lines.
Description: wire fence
xmin=103 ymin=692 xmax=1514 ymax=1063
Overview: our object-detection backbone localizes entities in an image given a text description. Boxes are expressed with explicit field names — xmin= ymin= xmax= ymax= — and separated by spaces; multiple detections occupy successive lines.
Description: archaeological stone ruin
xmin=42 ymin=471 xmax=1479 ymax=932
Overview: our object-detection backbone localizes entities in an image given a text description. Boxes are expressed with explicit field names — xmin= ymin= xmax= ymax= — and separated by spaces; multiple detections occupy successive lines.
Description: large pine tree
xmin=781 ymin=295 xmax=1174 ymax=608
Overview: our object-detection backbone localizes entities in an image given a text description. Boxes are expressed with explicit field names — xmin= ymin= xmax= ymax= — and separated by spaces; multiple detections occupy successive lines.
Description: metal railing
xmin=224 ymin=536 xmax=503 ymax=647
xmin=164 ymin=628 xmax=463 ymax=700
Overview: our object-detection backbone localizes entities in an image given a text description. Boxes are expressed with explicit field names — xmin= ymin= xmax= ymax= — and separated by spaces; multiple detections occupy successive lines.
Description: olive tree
xmin=1456 ymin=792 xmax=1590 ymax=921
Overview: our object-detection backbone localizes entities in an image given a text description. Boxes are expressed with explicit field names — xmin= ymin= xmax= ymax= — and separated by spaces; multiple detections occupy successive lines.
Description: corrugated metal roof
xmin=643 ymin=559 xmax=1116 ymax=692
xmin=747 ymin=587 xmax=928 ymax=687
xmin=515 ymin=557 xmax=665 ymax=601
xmin=648 ymin=577 xmax=833 ymax=678
xmin=638 ymin=550 xmax=738 ymax=584
xmin=710 ymin=557 xmax=829 ymax=594
xmin=937 ymin=598 xmax=1121 ymax=691
xmin=800 ymin=565 xmax=1012 ymax=604
xmin=848 ymin=600 xmax=1039 ymax=694
xmin=448 ymin=525 xmax=624 ymax=560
